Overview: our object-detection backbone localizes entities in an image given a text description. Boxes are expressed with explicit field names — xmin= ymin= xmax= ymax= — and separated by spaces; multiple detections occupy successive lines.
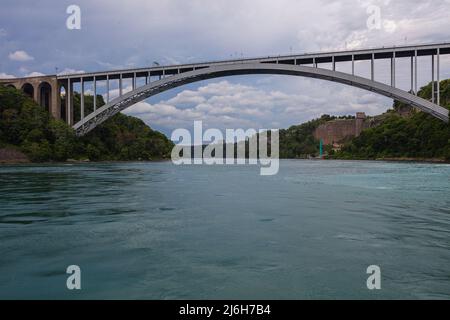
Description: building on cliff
xmin=313 ymin=113 xmax=371 ymax=150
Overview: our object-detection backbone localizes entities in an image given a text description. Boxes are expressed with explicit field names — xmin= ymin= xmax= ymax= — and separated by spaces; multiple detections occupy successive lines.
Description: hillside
xmin=273 ymin=79 xmax=450 ymax=161
xmin=335 ymin=80 xmax=450 ymax=161
xmin=0 ymin=85 xmax=174 ymax=162
xmin=2 ymin=79 xmax=449 ymax=163
xmin=279 ymin=115 xmax=355 ymax=158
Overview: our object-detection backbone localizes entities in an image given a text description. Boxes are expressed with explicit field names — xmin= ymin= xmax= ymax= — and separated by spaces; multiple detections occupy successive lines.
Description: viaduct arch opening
xmin=59 ymin=85 xmax=67 ymax=123
xmin=38 ymin=82 xmax=52 ymax=113
xmin=21 ymin=83 xmax=34 ymax=98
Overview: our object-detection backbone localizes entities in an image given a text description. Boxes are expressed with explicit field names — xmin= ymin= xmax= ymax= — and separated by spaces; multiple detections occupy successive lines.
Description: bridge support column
xmin=437 ymin=48 xmax=440 ymax=106
xmin=106 ymin=75 xmax=110 ymax=103
xmin=410 ymin=56 xmax=414 ymax=93
xmin=67 ymin=79 xmax=73 ymax=126
xmin=93 ymin=76 xmax=97 ymax=112
xmin=52 ymin=81 xmax=60 ymax=119
xmin=415 ymin=50 xmax=418 ymax=95
xmin=432 ymin=55 xmax=435 ymax=103
xmin=351 ymin=55 xmax=354 ymax=75
xmin=391 ymin=52 xmax=396 ymax=87
xmin=81 ymin=78 xmax=84 ymax=120
xmin=119 ymin=74 xmax=123 ymax=96
xmin=33 ymin=83 xmax=39 ymax=102
xmin=371 ymin=53 xmax=374 ymax=81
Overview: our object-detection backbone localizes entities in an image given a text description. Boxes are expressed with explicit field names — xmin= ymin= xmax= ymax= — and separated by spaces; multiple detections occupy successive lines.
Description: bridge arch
xmin=38 ymin=81 xmax=52 ymax=113
xmin=59 ymin=84 xmax=67 ymax=123
xmin=73 ymin=63 xmax=449 ymax=136
xmin=21 ymin=83 xmax=34 ymax=98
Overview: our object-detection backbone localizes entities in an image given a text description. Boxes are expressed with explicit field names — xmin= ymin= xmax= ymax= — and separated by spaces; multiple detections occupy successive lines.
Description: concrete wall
xmin=313 ymin=113 xmax=370 ymax=145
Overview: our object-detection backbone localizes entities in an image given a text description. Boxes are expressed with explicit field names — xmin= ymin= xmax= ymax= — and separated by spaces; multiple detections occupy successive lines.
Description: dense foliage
xmin=2 ymin=78 xmax=449 ymax=162
xmin=0 ymin=86 xmax=173 ymax=162
xmin=75 ymin=93 xmax=174 ymax=161
xmin=0 ymin=85 xmax=76 ymax=161
xmin=278 ymin=115 xmax=351 ymax=158
xmin=335 ymin=80 xmax=450 ymax=161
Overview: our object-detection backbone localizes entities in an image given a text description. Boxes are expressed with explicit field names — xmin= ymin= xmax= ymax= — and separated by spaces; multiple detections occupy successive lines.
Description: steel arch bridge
xmin=1 ymin=42 xmax=449 ymax=136
xmin=73 ymin=63 xmax=449 ymax=136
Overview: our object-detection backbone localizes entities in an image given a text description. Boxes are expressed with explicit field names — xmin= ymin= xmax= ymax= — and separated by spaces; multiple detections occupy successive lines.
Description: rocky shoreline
xmin=0 ymin=148 xmax=30 ymax=164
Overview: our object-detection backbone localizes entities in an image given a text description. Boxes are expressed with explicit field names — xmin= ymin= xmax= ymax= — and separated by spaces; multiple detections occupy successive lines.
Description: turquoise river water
xmin=0 ymin=160 xmax=449 ymax=299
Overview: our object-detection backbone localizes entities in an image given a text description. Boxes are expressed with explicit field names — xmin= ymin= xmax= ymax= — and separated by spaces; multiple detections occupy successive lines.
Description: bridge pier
xmin=437 ymin=48 xmax=440 ymax=106
xmin=410 ymin=56 xmax=414 ymax=93
xmin=106 ymin=75 xmax=110 ymax=103
xmin=415 ymin=50 xmax=418 ymax=95
xmin=93 ymin=76 xmax=97 ymax=112
xmin=0 ymin=76 xmax=61 ymax=120
xmin=391 ymin=52 xmax=396 ymax=87
xmin=80 ymin=77 xmax=85 ymax=121
xmin=66 ymin=79 xmax=73 ymax=126
xmin=371 ymin=53 xmax=374 ymax=81
xmin=432 ymin=55 xmax=435 ymax=103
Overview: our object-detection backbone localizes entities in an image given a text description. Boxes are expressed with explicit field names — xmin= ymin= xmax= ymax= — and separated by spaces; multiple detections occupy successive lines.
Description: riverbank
xmin=0 ymin=148 xmax=30 ymax=164
xmin=0 ymin=147 xmax=173 ymax=165
xmin=327 ymin=155 xmax=449 ymax=164
xmin=374 ymin=157 xmax=449 ymax=164
xmin=2 ymin=154 xmax=449 ymax=165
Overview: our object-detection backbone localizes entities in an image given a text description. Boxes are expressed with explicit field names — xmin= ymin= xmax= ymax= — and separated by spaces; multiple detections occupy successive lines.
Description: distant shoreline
xmin=0 ymin=159 xmax=172 ymax=165
xmin=373 ymin=157 xmax=449 ymax=164
xmin=319 ymin=157 xmax=449 ymax=164
xmin=1 ymin=158 xmax=449 ymax=165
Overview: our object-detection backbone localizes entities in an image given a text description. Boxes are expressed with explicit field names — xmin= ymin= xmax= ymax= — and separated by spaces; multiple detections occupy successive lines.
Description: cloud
xmin=8 ymin=50 xmax=34 ymax=62
xmin=0 ymin=28 xmax=6 ymax=37
xmin=123 ymin=78 xmax=391 ymax=135
xmin=26 ymin=71 xmax=45 ymax=77
xmin=57 ymin=68 xmax=85 ymax=75
xmin=1 ymin=0 xmax=449 ymax=134
xmin=0 ymin=72 xmax=15 ymax=79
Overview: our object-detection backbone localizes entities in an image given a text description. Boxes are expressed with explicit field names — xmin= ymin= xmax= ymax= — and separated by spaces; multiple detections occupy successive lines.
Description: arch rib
xmin=73 ymin=63 xmax=449 ymax=136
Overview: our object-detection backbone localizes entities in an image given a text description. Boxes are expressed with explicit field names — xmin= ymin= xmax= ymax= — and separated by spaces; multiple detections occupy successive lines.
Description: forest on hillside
xmin=334 ymin=80 xmax=450 ymax=161
xmin=0 ymin=86 xmax=173 ymax=162
xmin=1 ymin=79 xmax=449 ymax=163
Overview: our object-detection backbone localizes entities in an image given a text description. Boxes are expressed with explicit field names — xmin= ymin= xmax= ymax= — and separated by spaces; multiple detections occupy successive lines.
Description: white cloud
xmin=0 ymin=28 xmax=7 ymax=37
xmin=57 ymin=68 xmax=85 ymax=75
xmin=26 ymin=71 xmax=45 ymax=77
xmin=123 ymin=78 xmax=391 ymax=133
xmin=0 ymin=72 xmax=15 ymax=79
xmin=2 ymin=0 xmax=448 ymax=134
xmin=8 ymin=50 xmax=34 ymax=62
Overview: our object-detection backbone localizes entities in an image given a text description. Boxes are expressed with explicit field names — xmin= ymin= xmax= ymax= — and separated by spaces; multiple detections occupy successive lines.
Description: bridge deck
xmin=53 ymin=42 xmax=450 ymax=82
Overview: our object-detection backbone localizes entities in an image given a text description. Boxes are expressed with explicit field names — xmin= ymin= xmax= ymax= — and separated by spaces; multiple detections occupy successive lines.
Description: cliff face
xmin=313 ymin=113 xmax=371 ymax=145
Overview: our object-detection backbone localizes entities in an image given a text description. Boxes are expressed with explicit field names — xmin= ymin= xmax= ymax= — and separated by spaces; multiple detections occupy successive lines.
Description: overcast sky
xmin=1 ymin=0 xmax=449 ymax=135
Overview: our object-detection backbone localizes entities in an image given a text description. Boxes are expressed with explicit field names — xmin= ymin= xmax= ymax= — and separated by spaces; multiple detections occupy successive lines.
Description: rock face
xmin=0 ymin=148 xmax=29 ymax=163
xmin=313 ymin=113 xmax=370 ymax=145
